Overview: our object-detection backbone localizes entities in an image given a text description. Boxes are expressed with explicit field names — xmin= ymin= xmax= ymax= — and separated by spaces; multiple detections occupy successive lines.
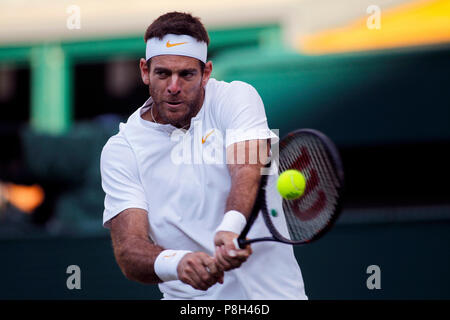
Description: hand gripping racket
xmin=234 ymin=129 xmax=345 ymax=249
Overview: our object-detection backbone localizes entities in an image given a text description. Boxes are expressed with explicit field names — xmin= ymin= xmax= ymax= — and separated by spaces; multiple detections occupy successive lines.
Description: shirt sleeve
xmin=219 ymin=81 xmax=279 ymax=148
xmin=100 ymin=134 xmax=148 ymax=229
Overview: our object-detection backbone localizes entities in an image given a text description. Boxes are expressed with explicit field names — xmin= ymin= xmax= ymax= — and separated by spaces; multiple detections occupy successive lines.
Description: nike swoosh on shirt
xmin=166 ymin=41 xmax=188 ymax=48
xmin=202 ymin=129 xmax=215 ymax=144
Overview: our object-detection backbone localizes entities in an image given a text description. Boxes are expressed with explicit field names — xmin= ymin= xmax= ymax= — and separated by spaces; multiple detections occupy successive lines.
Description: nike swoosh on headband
xmin=166 ymin=41 xmax=188 ymax=48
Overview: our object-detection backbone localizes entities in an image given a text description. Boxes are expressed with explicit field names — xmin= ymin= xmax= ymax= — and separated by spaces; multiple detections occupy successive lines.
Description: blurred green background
xmin=0 ymin=0 xmax=449 ymax=299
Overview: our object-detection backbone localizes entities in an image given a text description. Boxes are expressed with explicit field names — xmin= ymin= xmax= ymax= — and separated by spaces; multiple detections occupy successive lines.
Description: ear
xmin=139 ymin=58 xmax=150 ymax=85
xmin=202 ymin=61 xmax=213 ymax=88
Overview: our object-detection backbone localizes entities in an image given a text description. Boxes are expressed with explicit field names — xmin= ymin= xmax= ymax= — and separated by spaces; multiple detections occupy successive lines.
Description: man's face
xmin=140 ymin=55 xmax=212 ymax=128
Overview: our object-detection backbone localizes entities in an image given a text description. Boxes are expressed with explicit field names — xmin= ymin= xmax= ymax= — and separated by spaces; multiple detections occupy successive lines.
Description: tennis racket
xmin=234 ymin=129 xmax=345 ymax=249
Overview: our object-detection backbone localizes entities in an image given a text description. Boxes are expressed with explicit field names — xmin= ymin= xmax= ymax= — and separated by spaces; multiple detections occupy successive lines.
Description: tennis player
xmin=100 ymin=11 xmax=307 ymax=299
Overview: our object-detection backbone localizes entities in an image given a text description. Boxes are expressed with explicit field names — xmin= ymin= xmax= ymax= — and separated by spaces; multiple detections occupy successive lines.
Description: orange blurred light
xmin=2 ymin=183 xmax=45 ymax=214
xmin=300 ymin=0 xmax=450 ymax=54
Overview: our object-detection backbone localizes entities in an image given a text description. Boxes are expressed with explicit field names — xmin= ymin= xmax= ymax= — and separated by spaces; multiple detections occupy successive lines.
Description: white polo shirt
xmin=100 ymin=78 xmax=307 ymax=299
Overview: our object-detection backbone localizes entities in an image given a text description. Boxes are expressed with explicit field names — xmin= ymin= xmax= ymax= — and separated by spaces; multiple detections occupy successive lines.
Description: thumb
xmin=214 ymin=235 xmax=224 ymax=247
xmin=224 ymin=238 xmax=239 ymax=256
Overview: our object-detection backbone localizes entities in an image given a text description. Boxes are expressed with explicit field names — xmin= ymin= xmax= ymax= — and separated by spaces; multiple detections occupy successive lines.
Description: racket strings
xmin=284 ymin=137 xmax=330 ymax=240
xmin=268 ymin=134 xmax=342 ymax=242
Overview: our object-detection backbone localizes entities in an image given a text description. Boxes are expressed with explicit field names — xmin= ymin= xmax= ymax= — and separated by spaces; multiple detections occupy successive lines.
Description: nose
xmin=167 ymin=75 xmax=181 ymax=95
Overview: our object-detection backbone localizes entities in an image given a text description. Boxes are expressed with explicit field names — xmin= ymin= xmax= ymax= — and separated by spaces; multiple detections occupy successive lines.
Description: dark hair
xmin=144 ymin=12 xmax=210 ymax=45
xmin=145 ymin=12 xmax=208 ymax=72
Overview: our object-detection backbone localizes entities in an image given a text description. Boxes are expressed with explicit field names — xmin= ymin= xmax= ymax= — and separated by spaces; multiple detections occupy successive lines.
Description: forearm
xmin=112 ymin=235 xmax=164 ymax=284
xmin=216 ymin=155 xmax=262 ymax=270
xmin=225 ymin=165 xmax=262 ymax=219
xmin=109 ymin=210 xmax=221 ymax=290
xmin=109 ymin=210 xmax=165 ymax=284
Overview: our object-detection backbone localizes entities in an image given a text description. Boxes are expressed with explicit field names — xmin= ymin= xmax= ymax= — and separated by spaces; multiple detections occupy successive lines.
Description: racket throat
xmin=235 ymin=236 xmax=280 ymax=249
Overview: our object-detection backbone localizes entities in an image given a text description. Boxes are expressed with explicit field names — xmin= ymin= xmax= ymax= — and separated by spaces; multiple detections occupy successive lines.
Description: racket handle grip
xmin=233 ymin=237 xmax=248 ymax=249
xmin=233 ymin=238 xmax=240 ymax=249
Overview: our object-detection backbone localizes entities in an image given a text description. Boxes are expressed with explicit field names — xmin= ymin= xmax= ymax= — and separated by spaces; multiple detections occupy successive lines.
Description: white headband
xmin=145 ymin=34 xmax=207 ymax=63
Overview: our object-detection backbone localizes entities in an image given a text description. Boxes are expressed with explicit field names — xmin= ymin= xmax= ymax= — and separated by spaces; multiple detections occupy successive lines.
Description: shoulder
xmin=206 ymin=79 xmax=265 ymax=129
xmin=207 ymin=79 xmax=263 ymax=120
xmin=102 ymin=130 xmax=129 ymax=156
xmin=208 ymin=78 xmax=260 ymax=101
xmin=100 ymin=105 xmax=143 ymax=163
xmin=100 ymin=130 xmax=136 ymax=171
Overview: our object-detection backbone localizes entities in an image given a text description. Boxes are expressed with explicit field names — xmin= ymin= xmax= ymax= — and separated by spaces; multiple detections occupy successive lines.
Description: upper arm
xmin=218 ymin=82 xmax=278 ymax=148
xmin=224 ymin=140 xmax=271 ymax=217
xmin=226 ymin=139 xmax=271 ymax=177
xmin=219 ymin=82 xmax=276 ymax=177
xmin=100 ymin=135 xmax=148 ymax=228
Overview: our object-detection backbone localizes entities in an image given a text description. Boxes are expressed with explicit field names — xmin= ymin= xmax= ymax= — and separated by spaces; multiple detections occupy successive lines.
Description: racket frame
xmin=235 ymin=129 xmax=345 ymax=248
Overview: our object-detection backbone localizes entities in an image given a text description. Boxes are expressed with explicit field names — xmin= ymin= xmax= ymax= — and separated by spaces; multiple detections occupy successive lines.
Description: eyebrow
xmin=153 ymin=67 xmax=198 ymax=74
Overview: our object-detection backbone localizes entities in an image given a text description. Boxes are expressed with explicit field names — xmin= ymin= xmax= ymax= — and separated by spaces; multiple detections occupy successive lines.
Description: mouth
xmin=165 ymin=101 xmax=183 ymax=107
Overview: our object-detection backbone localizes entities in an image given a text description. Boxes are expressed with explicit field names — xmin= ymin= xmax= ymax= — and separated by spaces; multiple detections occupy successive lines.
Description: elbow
xmin=114 ymin=248 xmax=133 ymax=280
xmin=113 ymin=247 xmax=139 ymax=282
xmin=119 ymin=264 xmax=134 ymax=282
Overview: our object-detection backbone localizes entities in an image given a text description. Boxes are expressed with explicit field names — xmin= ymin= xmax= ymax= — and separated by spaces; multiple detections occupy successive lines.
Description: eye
xmin=155 ymin=70 xmax=169 ymax=78
xmin=181 ymin=71 xmax=195 ymax=78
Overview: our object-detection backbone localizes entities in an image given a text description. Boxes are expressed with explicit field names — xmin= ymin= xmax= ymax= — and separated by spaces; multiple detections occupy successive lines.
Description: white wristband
xmin=215 ymin=210 xmax=247 ymax=235
xmin=154 ymin=249 xmax=192 ymax=282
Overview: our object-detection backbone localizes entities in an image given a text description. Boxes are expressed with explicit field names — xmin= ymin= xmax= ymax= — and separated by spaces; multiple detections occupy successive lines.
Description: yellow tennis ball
xmin=277 ymin=169 xmax=306 ymax=200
